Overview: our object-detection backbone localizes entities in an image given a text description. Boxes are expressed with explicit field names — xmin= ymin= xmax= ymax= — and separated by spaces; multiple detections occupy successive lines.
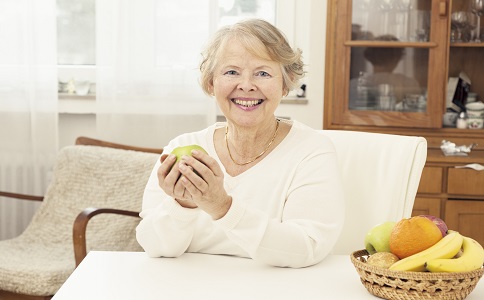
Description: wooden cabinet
xmin=324 ymin=0 xmax=484 ymax=244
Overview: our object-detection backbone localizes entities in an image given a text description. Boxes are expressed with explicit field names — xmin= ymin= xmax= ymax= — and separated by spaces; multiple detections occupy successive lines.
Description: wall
xmin=276 ymin=0 xmax=326 ymax=130
xmin=59 ymin=0 xmax=327 ymax=148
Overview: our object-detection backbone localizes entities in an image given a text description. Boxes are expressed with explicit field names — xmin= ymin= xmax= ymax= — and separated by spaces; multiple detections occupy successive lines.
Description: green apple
xmin=171 ymin=145 xmax=207 ymax=163
xmin=364 ymin=221 xmax=396 ymax=254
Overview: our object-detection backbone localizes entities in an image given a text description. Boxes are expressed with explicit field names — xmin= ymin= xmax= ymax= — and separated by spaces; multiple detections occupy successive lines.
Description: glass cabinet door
xmin=448 ymin=0 xmax=484 ymax=130
xmin=331 ymin=0 xmax=447 ymax=128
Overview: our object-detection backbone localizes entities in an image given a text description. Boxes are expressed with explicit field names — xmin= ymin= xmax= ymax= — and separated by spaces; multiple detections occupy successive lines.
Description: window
xmin=56 ymin=0 xmax=277 ymax=97
xmin=57 ymin=0 xmax=95 ymax=65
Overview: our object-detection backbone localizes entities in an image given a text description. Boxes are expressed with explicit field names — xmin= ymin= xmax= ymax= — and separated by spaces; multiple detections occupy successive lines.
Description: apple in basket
xmin=364 ymin=221 xmax=396 ymax=254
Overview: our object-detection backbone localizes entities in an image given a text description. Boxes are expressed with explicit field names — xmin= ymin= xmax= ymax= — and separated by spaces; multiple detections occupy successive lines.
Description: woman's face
xmin=211 ymin=39 xmax=285 ymax=128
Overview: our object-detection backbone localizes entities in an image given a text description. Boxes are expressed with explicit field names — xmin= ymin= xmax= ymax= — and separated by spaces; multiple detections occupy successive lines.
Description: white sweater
xmin=136 ymin=120 xmax=345 ymax=268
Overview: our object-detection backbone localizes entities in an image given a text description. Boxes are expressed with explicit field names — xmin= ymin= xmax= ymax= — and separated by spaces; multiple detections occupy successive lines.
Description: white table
xmin=53 ymin=251 xmax=484 ymax=300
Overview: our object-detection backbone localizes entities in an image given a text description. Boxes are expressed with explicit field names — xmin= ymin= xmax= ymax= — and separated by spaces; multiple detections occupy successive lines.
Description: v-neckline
xmin=207 ymin=121 xmax=294 ymax=179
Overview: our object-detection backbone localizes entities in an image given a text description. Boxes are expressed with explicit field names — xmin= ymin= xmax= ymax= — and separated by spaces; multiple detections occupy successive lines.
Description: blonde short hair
xmin=199 ymin=19 xmax=305 ymax=95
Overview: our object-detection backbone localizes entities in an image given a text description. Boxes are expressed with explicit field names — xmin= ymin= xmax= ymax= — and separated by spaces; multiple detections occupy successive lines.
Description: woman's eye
xmin=256 ymin=71 xmax=271 ymax=77
xmin=224 ymin=70 xmax=238 ymax=76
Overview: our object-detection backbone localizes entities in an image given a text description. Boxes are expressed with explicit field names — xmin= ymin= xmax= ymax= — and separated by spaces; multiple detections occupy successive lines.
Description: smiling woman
xmin=135 ymin=19 xmax=345 ymax=268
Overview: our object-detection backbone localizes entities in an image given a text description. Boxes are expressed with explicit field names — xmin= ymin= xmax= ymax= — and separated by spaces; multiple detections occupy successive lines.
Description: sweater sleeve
xmin=215 ymin=141 xmax=345 ymax=268
xmin=135 ymin=151 xmax=201 ymax=258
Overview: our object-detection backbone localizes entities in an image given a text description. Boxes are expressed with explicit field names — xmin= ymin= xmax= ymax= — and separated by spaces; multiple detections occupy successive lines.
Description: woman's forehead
xmin=218 ymin=36 xmax=272 ymax=61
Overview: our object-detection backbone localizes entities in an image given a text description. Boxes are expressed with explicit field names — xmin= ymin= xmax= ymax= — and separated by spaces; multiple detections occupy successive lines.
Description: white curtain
xmin=95 ymin=0 xmax=217 ymax=148
xmin=0 ymin=0 xmax=58 ymax=240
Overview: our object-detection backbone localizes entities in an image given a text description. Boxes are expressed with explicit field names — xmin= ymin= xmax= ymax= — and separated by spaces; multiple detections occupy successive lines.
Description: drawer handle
xmin=455 ymin=163 xmax=484 ymax=171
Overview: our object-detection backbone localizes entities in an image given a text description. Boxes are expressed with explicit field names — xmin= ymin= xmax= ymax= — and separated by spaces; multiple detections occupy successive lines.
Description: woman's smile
xmin=231 ymin=98 xmax=264 ymax=110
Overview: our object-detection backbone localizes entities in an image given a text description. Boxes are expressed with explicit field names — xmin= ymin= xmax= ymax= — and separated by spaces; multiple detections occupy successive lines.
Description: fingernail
xmin=192 ymin=150 xmax=199 ymax=155
xmin=178 ymin=163 xmax=186 ymax=170
xmin=168 ymin=154 xmax=176 ymax=161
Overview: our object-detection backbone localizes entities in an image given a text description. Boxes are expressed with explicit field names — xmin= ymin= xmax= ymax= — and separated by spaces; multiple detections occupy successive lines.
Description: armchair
xmin=0 ymin=137 xmax=162 ymax=300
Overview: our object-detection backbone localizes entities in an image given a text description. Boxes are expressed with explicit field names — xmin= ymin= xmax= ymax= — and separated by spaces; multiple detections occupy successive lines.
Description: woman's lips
xmin=231 ymin=98 xmax=263 ymax=111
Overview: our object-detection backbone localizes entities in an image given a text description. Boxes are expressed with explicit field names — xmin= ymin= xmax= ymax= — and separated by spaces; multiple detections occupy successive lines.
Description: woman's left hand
xmin=177 ymin=150 xmax=232 ymax=219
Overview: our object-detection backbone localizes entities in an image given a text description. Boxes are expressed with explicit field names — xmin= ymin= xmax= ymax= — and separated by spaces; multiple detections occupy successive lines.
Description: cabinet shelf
xmin=450 ymin=42 xmax=484 ymax=48
xmin=344 ymin=41 xmax=438 ymax=48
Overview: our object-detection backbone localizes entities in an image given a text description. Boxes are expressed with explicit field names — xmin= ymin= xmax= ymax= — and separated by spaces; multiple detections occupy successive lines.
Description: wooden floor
xmin=0 ymin=291 xmax=52 ymax=300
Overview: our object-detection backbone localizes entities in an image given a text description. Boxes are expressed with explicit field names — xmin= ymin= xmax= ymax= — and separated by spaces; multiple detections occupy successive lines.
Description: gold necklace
xmin=225 ymin=119 xmax=280 ymax=166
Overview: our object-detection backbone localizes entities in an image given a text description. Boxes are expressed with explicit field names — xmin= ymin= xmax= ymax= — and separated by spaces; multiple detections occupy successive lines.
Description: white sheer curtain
xmin=0 ymin=0 xmax=58 ymax=240
xmin=95 ymin=0 xmax=217 ymax=148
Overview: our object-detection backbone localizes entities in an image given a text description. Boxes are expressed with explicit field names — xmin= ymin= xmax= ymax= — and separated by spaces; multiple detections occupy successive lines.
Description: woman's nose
xmin=237 ymin=75 xmax=257 ymax=92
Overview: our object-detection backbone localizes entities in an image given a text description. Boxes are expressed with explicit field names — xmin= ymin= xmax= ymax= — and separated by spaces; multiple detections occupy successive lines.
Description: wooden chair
xmin=0 ymin=137 xmax=162 ymax=300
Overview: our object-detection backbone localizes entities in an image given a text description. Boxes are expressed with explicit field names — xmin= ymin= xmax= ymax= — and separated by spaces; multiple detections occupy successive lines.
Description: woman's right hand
xmin=157 ymin=154 xmax=198 ymax=208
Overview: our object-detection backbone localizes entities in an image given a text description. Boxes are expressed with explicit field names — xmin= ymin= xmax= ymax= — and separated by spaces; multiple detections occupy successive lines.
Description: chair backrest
xmin=23 ymin=145 xmax=160 ymax=254
xmin=75 ymin=136 xmax=163 ymax=154
xmin=321 ymin=130 xmax=427 ymax=255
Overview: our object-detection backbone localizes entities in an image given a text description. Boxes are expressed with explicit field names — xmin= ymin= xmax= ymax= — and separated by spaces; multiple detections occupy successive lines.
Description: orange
xmin=389 ymin=216 xmax=443 ymax=259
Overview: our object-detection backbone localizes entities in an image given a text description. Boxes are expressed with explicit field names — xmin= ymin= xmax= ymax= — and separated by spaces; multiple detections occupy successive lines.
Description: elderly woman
xmin=136 ymin=19 xmax=344 ymax=268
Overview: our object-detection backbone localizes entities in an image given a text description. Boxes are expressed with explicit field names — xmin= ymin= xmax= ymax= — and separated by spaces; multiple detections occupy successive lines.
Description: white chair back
xmin=321 ymin=130 xmax=427 ymax=254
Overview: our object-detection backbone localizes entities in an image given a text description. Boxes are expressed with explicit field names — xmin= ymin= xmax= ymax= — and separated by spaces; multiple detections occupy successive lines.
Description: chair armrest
xmin=0 ymin=191 xmax=44 ymax=202
xmin=73 ymin=207 xmax=140 ymax=267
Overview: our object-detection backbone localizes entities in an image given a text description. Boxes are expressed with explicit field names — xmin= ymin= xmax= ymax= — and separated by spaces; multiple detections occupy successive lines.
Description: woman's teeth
xmin=233 ymin=99 xmax=262 ymax=107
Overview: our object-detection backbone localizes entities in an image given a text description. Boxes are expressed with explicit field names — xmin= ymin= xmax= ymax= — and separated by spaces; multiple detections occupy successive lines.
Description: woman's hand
xmin=157 ymin=154 xmax=198 ymax=209
xmin=177 ymin=150 xmax=232 ymax=219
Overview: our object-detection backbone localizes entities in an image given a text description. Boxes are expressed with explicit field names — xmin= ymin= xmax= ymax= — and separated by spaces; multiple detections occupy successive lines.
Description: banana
xmin=425 ymin=236 xmax=484 ymax=272
xmin=389 ymin=231 xmax=463 ymax=272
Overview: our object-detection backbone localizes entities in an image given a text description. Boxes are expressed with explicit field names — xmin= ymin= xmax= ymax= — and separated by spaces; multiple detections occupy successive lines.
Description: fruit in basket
xmin=389 ymin=216 xmax=443 ymax=259
xmin=367 ymin=252 xmax=400 ymax=269
xmin=389 ymin=230 xmax=463 ymax=271
xmin=419 ymin=214 xmax=448 ymax=237
xmin=364 ymin=221 xmax=396 ymax=254
xmin=425 ymin=236 xmax=484 ymax=272
xmin=171 ymin=145 xmax=207 ymax=163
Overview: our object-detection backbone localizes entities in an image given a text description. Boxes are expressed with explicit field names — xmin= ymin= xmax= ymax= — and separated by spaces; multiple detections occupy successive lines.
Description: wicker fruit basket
xmin=351 ymin=249 xmax=484 ymax=300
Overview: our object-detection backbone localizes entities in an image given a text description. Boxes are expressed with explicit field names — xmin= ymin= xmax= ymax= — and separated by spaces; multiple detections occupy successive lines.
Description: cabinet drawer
xmin=445 ymin=200 xmax=484 ymax=247
xmin=417 ymin=167 xmax=443 ymax=194
xmin=412 ymin=197 xmax=441 ymax=218
xmin=447 ymin=168 xmax=484 ymax=196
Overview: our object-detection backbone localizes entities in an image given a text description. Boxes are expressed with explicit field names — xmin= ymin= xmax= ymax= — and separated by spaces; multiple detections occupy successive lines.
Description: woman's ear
xmin=206 ymin=78 xmax=215 ymax=96
xmin=282 ymin=87 xmax=289 ymax=97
